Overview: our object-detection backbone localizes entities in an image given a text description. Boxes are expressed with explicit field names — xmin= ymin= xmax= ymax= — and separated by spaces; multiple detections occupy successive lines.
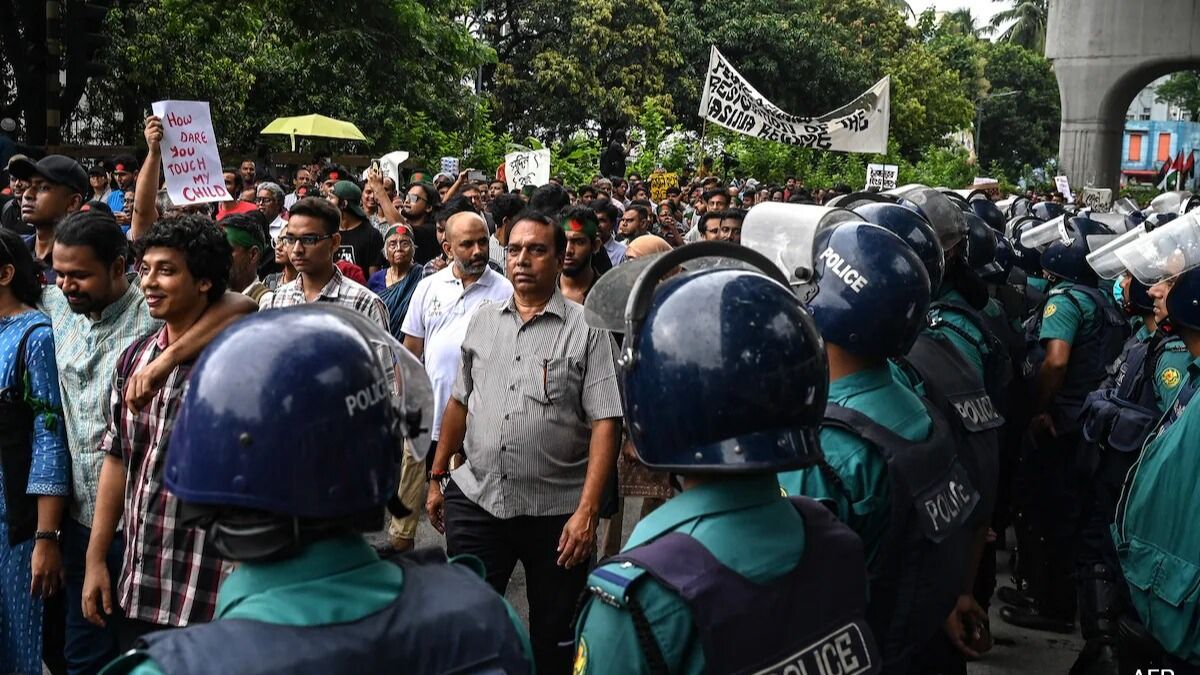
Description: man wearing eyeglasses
xmin=255 ymin=182 xmax=287 ymax=241
xmin=403 ymin=182 xmax=440 ymax=265
xmin=262 ymin=197 xmax=388 ymax=330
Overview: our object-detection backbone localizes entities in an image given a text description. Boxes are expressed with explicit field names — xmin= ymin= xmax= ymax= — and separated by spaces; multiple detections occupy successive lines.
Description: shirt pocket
xmin=1119 ymin=536 xmax=1200 ymax=655
xmin=522 ymin=356 xmax=583 ymax=407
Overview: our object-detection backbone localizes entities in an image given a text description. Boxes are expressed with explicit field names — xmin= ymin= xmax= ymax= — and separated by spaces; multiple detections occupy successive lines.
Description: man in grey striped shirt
xmin=425 ymin=211 xmax=622 ymax=675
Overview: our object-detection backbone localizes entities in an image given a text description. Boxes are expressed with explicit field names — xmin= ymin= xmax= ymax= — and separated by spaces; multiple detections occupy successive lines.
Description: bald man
xmin=386 ymin=211 xmax=515 ymax=552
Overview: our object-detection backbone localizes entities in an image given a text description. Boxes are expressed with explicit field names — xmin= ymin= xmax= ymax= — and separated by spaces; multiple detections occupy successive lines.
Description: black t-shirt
xmin=0 ymin=198 xmax=33 ymax=236
xmin=336 ymin=223 xmax=384 ymax=276
xmin=410 ymin=221 xmax=440 ymax=265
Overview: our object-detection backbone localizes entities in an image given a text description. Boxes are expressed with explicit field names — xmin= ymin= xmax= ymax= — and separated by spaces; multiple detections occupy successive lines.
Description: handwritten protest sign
xmin=1054 ymin=175 xmax=1073 ymax=202
xmin=1081 ymin=187 xmax=1113 ymax=212
xmin=649 ymin=171 xmax=678 ymax=203
xmin=152 ymin=100 xmax=228 ymax=205
xmin=504 ymin=149 xmax=551 ymax=192
xmin=440 ymin=156 xmax=460 ymax=176
xmin=699 ymin=47 xmax=890 ymax=154
xmin=865 ymin=164 xmax=898 ymax=190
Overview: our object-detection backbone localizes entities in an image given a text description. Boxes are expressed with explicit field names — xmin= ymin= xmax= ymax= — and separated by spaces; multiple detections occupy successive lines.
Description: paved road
xmin=375 ymin=498 xmax=1086 ymax=673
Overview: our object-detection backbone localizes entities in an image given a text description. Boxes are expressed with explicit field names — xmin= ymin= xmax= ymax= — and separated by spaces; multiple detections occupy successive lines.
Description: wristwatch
xmin=34 ymin=530 xmax=61 ymax=543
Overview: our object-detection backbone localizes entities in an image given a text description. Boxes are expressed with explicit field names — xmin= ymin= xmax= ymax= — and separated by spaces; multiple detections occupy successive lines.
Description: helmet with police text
xmin=588 ymin=242 xmax=828 ymax=473
xmin=885 ymin=184 xmax=968 ymax=252
xmin=166 ymin=306 xmax=433 ymax=561
xmin=969 ymin=197 xmax=1006 ymax=233
xmin=1031 ymin=201 xmax=1066 ymax=221
xmin=808 ymin=221 xmax=932 ymax=359
xmin=851 ymin=201 xmax=945 ymax=292
xmin=1040 ymin=216 xmax=1117 ymax=287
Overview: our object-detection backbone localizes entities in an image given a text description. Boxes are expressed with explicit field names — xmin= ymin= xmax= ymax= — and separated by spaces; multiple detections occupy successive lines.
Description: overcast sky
xmin=908 ymin=0 xmax=1010 ymax=34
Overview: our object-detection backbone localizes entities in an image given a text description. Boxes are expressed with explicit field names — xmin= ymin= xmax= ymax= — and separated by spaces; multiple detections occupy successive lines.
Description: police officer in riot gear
xmin=574 ymin=241 xmax=879 ymax=675
xmin=102 ymin=306 xmax=534 ymax=675
xmin=764 ymin=214 xmax=977 ymax=675
xmin=1002 ymin=217 xmax=1130 ymax=634
xmin=1110 ymin=213 xmax=1200 ymax=670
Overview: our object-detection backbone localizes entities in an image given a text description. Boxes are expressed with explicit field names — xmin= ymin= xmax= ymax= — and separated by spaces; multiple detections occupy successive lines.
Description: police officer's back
xmin=101 ymin=307 xmax=533 ymax=675
xmin=574 ymin=243 xmax=879 ymax=675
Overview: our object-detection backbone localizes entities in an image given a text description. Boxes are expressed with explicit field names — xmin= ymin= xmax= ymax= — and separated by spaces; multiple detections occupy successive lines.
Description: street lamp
xmin=975 ymin=89 xmax=1021 ymax=164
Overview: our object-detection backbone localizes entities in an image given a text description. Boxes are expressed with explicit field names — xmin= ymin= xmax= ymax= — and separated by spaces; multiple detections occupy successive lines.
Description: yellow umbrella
xmin=260 ymin=114 xmax=367 ymax=150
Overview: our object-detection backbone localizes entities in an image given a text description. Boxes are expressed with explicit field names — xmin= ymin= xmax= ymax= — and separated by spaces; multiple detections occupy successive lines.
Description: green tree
xmin=989 ymin=0 xmax=1048 ymax=53
xmin=939 ymin=9 xmax=986 ymax=38
xmin=883 ymin=42 xmax=975 ymax=158
xmin=976 ymin=41 xmax=1060 ymax=177
xmin=1155 ymin=71 xmax=1200 ymax=121
xmin=484 ymin=0 xmax=679 ymax=145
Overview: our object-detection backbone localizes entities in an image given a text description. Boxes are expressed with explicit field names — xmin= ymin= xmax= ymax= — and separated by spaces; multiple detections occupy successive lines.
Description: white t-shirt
xmin=401 ymin=266 xmax=514 ymax=441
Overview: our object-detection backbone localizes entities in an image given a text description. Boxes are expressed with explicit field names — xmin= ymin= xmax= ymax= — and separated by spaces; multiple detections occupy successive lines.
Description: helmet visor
xmin=1113 ymin=197 xmax=1140 ymax=216
xmin=741 ymin=203 xmax=860 ymax=286
xmin=1086 ymin=224 xmax=1148 ymax=279
xmin=1020 ymin=215 xmax=1068 ymax=250
xmin=1114 ymin=212 xmax=1200 ymax=285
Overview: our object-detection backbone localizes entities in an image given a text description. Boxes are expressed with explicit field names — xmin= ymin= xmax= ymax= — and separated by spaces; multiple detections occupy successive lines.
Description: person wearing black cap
xmin=10 ymin=155 xmax=88 ymax=285
xmin=329 ymin=180 xmax=383 ymax=278
xmin=105 ymin=154 xmax=138 ymax=224
xmin=87 ymin=165 xmax=112 ymax=203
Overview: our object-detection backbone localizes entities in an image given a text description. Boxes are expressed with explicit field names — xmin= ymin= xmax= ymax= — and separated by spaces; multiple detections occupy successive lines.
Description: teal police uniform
xmin=1040 ymin=281 xmax=1099 ymax=346
xmin=928 ymin=288 xmax=990 ymax=378
xmin=1113 ymin=355 xmax=1200 ymax=665
xmin=573 ymin=475 xmax=806 ymax=675
xmin=779 ymin=365 xmax=932 ymax=566
xmin=101 ymin=536 xmax=534 ymax=675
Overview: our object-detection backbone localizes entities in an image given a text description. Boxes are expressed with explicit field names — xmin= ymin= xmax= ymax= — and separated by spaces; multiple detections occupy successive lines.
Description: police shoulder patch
xmin=1043 ymin=302 xmax=1058 ymax=319
xmin=573 ymin=637 xmax=588 ymax=675
xmin=1161 ymin=367 xmax=1183 ymax=389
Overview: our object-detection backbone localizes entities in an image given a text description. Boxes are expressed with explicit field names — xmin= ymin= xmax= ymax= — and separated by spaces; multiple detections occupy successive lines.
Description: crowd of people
xmin=1 ymin=110 xmax=1200 ymax=675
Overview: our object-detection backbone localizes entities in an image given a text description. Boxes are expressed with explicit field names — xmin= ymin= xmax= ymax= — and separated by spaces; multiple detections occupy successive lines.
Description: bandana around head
xmin=561 ymin=215 xmax=598 ymax=239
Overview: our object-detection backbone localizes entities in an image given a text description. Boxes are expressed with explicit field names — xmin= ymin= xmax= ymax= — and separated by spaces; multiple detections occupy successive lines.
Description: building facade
xmin=1121 ymin=76 xmax=1198 ymax=188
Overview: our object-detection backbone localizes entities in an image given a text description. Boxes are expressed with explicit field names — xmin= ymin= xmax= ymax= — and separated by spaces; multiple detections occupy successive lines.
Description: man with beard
xmin=404 ymin=182 xmax=440 ymax=265
xmin=592 ymin=198 xmax=625 ymax=266
xmin=617 ymin=204 xmax=650 ymax=242
xmin=393 ymin=211 xmax=512 ymax=553
xmin=221 ymin=213 xmax=270 ymax=303
xmin=558 ymin=206 xmax=602 ymax=305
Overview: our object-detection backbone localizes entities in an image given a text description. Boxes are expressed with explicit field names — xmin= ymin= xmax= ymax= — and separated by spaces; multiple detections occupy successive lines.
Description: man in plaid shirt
xmin=83 ymin=215 xmax=234 ymax=647
xmin=261 ymin=197 xmax=388 ymax=330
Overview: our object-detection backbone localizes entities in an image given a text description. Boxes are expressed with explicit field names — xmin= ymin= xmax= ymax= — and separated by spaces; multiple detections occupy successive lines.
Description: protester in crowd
xmin=577 ymin=185 xmax=596 ymax=206
xmin=488 ymin=178 xmax=507 ymax=205
xmin=617 ymin=203 xmax=650 ymax=242
xmin=717 ymin=207 xmax=747 ymax=245
xmin=262 ymin=197 xmax=388 ymax=329
xmin=0 ymin=228 xmax=69 ymax=675
xmin=529 ymin=183 xmax=571 ymax=219
xmin=217 ymin=170 xmax=255 ymax=220
xmin=364 ymin=168 xmax=403 ymax=231
xmin=698 ymin=211 xmax=723 ymax=241
xmin=87 ymin=165 xmax=112 ymax=204
xmin=327 ymin=180 xmax=383 ymax=279
xmin=592 ymin=197 xmax=625 ymax=265
xmin=369 ymin=224 xmax=423 ymax=340
xmin=704 ymin=187 xmax=730 ymax=213
xmin=238 ymin=159 xmax=257 ymax=191
xmin=656 ymin=200 xmax=683 ymax=247
xmin=426 ymin=210 xmax=621 ymax=675
xmin=404 ymin=182 xmax=441 ymax=265
xmin=83 ymin=215 xmax=234 ymax=648
xmin=105 ymin=155 xmax=137 ymax=227
xmin=423 ymin=197 xmax=481 ymax=278
xmin=262 ymin=223 xmax=296 ymax=295
xmin=283 ymin=167 xmax=312 ymax=209
xmin=41 ymin=207 xmax=254 ymax=672
xmin=625 ymin=233 xmax=672 ymax=260
xmin=221 ymin=212 xmax=270 ymax=303
xmin=256 ymin=182 xmax=287 ymax=240
xmin=558 ymin=206 xmax=603 ymax=305
xmin=489 ymin=193 xmax=525 ymax=270
xmin=11 ymin=155 xmax=88 ymax=285
xmin=2 ymin=163 xmax=33 ymax=236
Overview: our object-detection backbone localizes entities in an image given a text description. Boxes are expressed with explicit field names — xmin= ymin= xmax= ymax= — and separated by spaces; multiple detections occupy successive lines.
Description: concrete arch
xmin=1047 ymin=0 xmax=1200 ymax=190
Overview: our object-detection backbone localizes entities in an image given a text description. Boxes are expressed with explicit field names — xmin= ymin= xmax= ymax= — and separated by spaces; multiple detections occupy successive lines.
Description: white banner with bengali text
xmin=698 ymin=47 xmax=890 ymax=154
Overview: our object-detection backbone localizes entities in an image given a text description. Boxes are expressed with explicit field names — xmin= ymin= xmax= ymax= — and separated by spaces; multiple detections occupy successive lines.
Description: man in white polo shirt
xmin=389 ymin=209 xmax=512 ymax=551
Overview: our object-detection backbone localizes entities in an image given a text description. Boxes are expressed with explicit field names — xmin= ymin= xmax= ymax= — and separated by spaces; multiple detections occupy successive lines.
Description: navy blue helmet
xmin=1041 ymin=216 xmax=1115 ymax=287
xmin=852 ymin=201 xmax=944 ymax=293
xmin=618 ymin=242 xmax=829 ymax=473
xmin=969 ymin=197 xmax=1006 ymax=233
xmin=1032 ymin=201 xmax=1066 ymax=221
xmin=964 ymin=212 xmax=997 ymax=270
xmin=807 ymin=221 xmax=932 ymax=359
xmin=1166 ymin=267 xmax=1200 ymax=331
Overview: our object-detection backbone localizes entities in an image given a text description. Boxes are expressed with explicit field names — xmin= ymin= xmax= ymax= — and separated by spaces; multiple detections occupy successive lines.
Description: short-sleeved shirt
xmin=449 ymin=289 xmax=623 ymax=518
xmin=39 ymin=277 xmax=158 ymax=527
xmin=779 ymin=365 xmax=932 ymax=565
xmin=604 ymin=238 xmax=627 ymax=267
xmin=0 ymin=310 xmax=70 ymax=523
xmin=1039 ymin=282 xmax=1099 ymax=345
xmin=574 ymin=475 xmax=805 ymax=675
xmin=400 ymin=267 xmax=513 ymax=441
xmin=335 ymin=222 xmax=384 ymax=275
xmin=262 ymin=267 xmax=389 ymax=330
xmin=99 ymin=327 xmax=223 ymax=626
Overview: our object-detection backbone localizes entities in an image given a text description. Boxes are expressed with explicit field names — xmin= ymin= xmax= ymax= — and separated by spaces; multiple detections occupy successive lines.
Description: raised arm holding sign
xmin=151 ymin=100 xmax=230 ymax=207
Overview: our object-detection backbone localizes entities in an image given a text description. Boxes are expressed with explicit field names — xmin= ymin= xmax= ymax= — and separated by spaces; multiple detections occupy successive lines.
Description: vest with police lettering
xmin=137 ymin=549 xmax=531 ymax=675
xmin=900 ymin=331 xmax=1002 ymax=527
xmin=595 ymin=495 xmax=879 ymax=675
xmin=1080 ymin=330 xmax=1181 ymax=460
xmin=821 ymin=400 xmax=978 ymax=673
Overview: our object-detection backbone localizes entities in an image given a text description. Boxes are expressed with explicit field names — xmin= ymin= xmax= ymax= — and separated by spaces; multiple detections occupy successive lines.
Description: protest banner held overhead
xmin=151 ymin=100 xmax=229 ymax=205
xmin=865 ymin=164 xmax=898 ymax=190
xmin=504 ymin=149 xmax=551 ymax=192
xmin=649 ymin=171 xmax=678 ymax=203
xmin=698 ymin=47 xmax=890 ymax=154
